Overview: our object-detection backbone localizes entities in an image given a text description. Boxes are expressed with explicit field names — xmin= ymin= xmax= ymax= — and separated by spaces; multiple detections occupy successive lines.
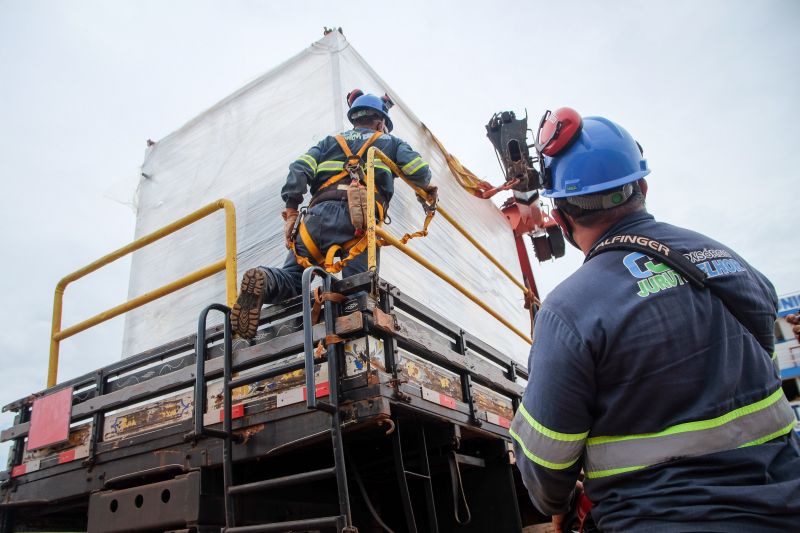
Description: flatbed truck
xmin=0 ymin=267 xmax=541 ymax=532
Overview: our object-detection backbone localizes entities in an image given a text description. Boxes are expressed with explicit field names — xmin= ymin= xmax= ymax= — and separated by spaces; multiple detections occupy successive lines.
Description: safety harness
xmin=289 ymin=131 xmax=385 ymax=273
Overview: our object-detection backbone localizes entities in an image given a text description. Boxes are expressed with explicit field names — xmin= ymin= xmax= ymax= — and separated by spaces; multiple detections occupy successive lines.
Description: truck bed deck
xmin=1 ymin=273 xmax=535 ymax=532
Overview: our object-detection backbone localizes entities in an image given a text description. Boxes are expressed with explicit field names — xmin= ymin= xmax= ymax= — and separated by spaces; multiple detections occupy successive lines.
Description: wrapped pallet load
xmin=123 ymin=31 xmax=532 ymax=366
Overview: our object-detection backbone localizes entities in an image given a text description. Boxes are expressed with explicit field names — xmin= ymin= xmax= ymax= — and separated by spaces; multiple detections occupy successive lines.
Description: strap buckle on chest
xmin=334 ymin=131 xmax=384 ymax=185
xmin=345 ymin=155 xmax=365 ymax=183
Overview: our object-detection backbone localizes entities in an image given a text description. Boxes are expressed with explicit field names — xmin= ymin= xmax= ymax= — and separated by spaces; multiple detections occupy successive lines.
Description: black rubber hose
xmin=347 ymin=452 xmax=395 ymax=533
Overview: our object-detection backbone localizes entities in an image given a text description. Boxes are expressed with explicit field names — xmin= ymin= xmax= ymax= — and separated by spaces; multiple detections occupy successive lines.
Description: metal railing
xmin=47 ymin=198 xmax=237 ymax=387
xmin=364 ymin=147 xmax=533 ymax=345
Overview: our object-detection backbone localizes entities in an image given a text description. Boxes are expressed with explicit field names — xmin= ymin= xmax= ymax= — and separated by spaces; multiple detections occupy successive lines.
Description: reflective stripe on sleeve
xmin=296 ymin=154 xmax=317 ymax=172
xmin=509 ymin=404 xmax=588 ymax=470
xmin=316 ymin=161 xmax=344 ymax=175
xmin=401 ymin=156 xmax=429 ymax=175
xmin=316 ymin=160 xmax=391 ymax=176
xmin=585 ymin=388 xmax=796 ymax=479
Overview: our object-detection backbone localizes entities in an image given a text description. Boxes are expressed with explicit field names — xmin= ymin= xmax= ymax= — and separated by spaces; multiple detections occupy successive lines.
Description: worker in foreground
xmin=510 ymin=108 xmax=800 ymax=532
xmin=230 ymin=92 xmax=434 ymax=338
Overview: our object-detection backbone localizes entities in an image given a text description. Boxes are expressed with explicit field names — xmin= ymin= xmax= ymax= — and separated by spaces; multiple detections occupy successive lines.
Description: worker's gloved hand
xmin=416 ymin=185 xmax=438 ymax=210
xmin=555 ymin=479 xmax=587 ymax=533
xmin=282 ymin=208 xmax=299 ymax=249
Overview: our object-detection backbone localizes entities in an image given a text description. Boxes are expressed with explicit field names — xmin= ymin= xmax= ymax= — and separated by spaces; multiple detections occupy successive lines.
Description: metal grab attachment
xmin=47 ymin=198 xmax=237 ymax=387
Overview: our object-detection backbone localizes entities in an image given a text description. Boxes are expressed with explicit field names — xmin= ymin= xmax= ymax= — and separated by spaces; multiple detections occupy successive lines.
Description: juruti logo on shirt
xmin=623 ymin=252 xmax=687 ymax=298
xmin=624 ymin=248 xmax=747 ymax=298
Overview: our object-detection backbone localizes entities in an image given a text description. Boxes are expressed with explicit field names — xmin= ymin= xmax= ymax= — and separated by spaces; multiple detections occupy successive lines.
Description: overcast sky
xmin=1 ymin=0 xmax=798 ymax=465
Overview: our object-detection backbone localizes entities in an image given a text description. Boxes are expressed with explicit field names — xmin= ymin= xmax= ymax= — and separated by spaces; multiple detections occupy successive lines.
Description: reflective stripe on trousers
xmin=584 ymin=388 xmax=796 ymax=478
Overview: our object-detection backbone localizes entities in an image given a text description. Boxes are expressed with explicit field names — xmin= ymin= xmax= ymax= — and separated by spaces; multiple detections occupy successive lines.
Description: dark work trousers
xmin=260 ymin=200 xmax=379 ymax=303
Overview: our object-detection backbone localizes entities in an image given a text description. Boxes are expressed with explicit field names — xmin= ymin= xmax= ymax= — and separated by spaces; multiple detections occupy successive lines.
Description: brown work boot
xmin=230 ymin=268 xmax=267 ymax=339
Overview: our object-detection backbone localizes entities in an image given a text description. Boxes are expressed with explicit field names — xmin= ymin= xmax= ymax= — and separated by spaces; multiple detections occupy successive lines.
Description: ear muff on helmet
xmin=533 ymin=107 xmax=583 ymax=190
xmin=535 ymin=107 xmax=583 ymax=157
xmin=346 ymin=89 xmax=364 ymax=108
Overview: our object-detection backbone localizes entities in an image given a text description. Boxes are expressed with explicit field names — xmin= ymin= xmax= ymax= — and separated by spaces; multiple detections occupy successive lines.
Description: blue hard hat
xmin=347 ymin=94 xmax=393 ymax=132
xmin=542 ymin=116 xmax=650 ymax=198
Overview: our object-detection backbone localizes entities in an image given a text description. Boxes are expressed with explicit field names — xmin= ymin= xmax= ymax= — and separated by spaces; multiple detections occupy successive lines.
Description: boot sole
xmin=230 ymin=268 xmax=266 ymax=339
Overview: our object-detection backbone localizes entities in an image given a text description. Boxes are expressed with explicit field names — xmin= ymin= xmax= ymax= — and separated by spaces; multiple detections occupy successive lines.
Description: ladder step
xmin=201 ymin=428 xmax=228 ymax=440
xmin=228 ymin=467 xmax=337 ymax=495
xmin=453 ymin=452 xmax=486 ymax=468
xmin=225 ymin=515 xmax=343 ymax=533
xmin=313 ymin=400 xmax=337 ymax=414
xmin=404 ymin=470 xmax=431 ymax=480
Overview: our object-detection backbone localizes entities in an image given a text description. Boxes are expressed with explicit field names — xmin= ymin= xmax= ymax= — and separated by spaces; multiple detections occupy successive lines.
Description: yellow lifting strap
xmin=399 ymin=209 xmax=435 ymax=244
xmin=318 ymin=131 xmax=384 ymax=191
xmin=290 ymin=201 xmax=386 ymax=274
xmin=421 ymin=124 xmax=497 ymax=198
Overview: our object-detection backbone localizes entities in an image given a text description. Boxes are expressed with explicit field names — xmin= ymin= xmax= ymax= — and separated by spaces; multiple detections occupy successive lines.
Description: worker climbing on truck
xmin=230 ymin=91 xmax=436 ymax=339
xmin=510 ymin=108 xmax=800 ymax=532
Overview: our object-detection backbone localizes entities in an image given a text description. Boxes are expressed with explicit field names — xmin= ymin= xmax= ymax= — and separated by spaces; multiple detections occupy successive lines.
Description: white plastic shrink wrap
xmin=123 ymin=32 xmax=532 ymax=365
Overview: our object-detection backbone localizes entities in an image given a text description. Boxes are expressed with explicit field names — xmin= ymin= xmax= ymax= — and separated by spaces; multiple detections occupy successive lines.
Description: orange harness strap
xmin=288 ymin=220 xmax=324 ymax=269
xmin=320 ymin=201 xmax=385 ymax=273
xmin=319 ymin=131 xmax=384 ymax=191
xmin=291 ymin=202 xmax=385 ymax=274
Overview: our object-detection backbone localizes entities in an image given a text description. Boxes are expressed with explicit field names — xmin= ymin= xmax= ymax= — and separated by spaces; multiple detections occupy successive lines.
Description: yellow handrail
xmin=365 ymin=148 xmax=533 ymax=345
xmin=47 ymin=198 xmax=237 ymax=387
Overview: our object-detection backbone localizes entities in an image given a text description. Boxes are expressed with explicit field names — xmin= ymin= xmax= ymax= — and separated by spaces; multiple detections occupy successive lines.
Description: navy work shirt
xmin=281 ymin=127 xmax=431 ymax=210
xmin=511 ymin=211 xmax=800 ymax=532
